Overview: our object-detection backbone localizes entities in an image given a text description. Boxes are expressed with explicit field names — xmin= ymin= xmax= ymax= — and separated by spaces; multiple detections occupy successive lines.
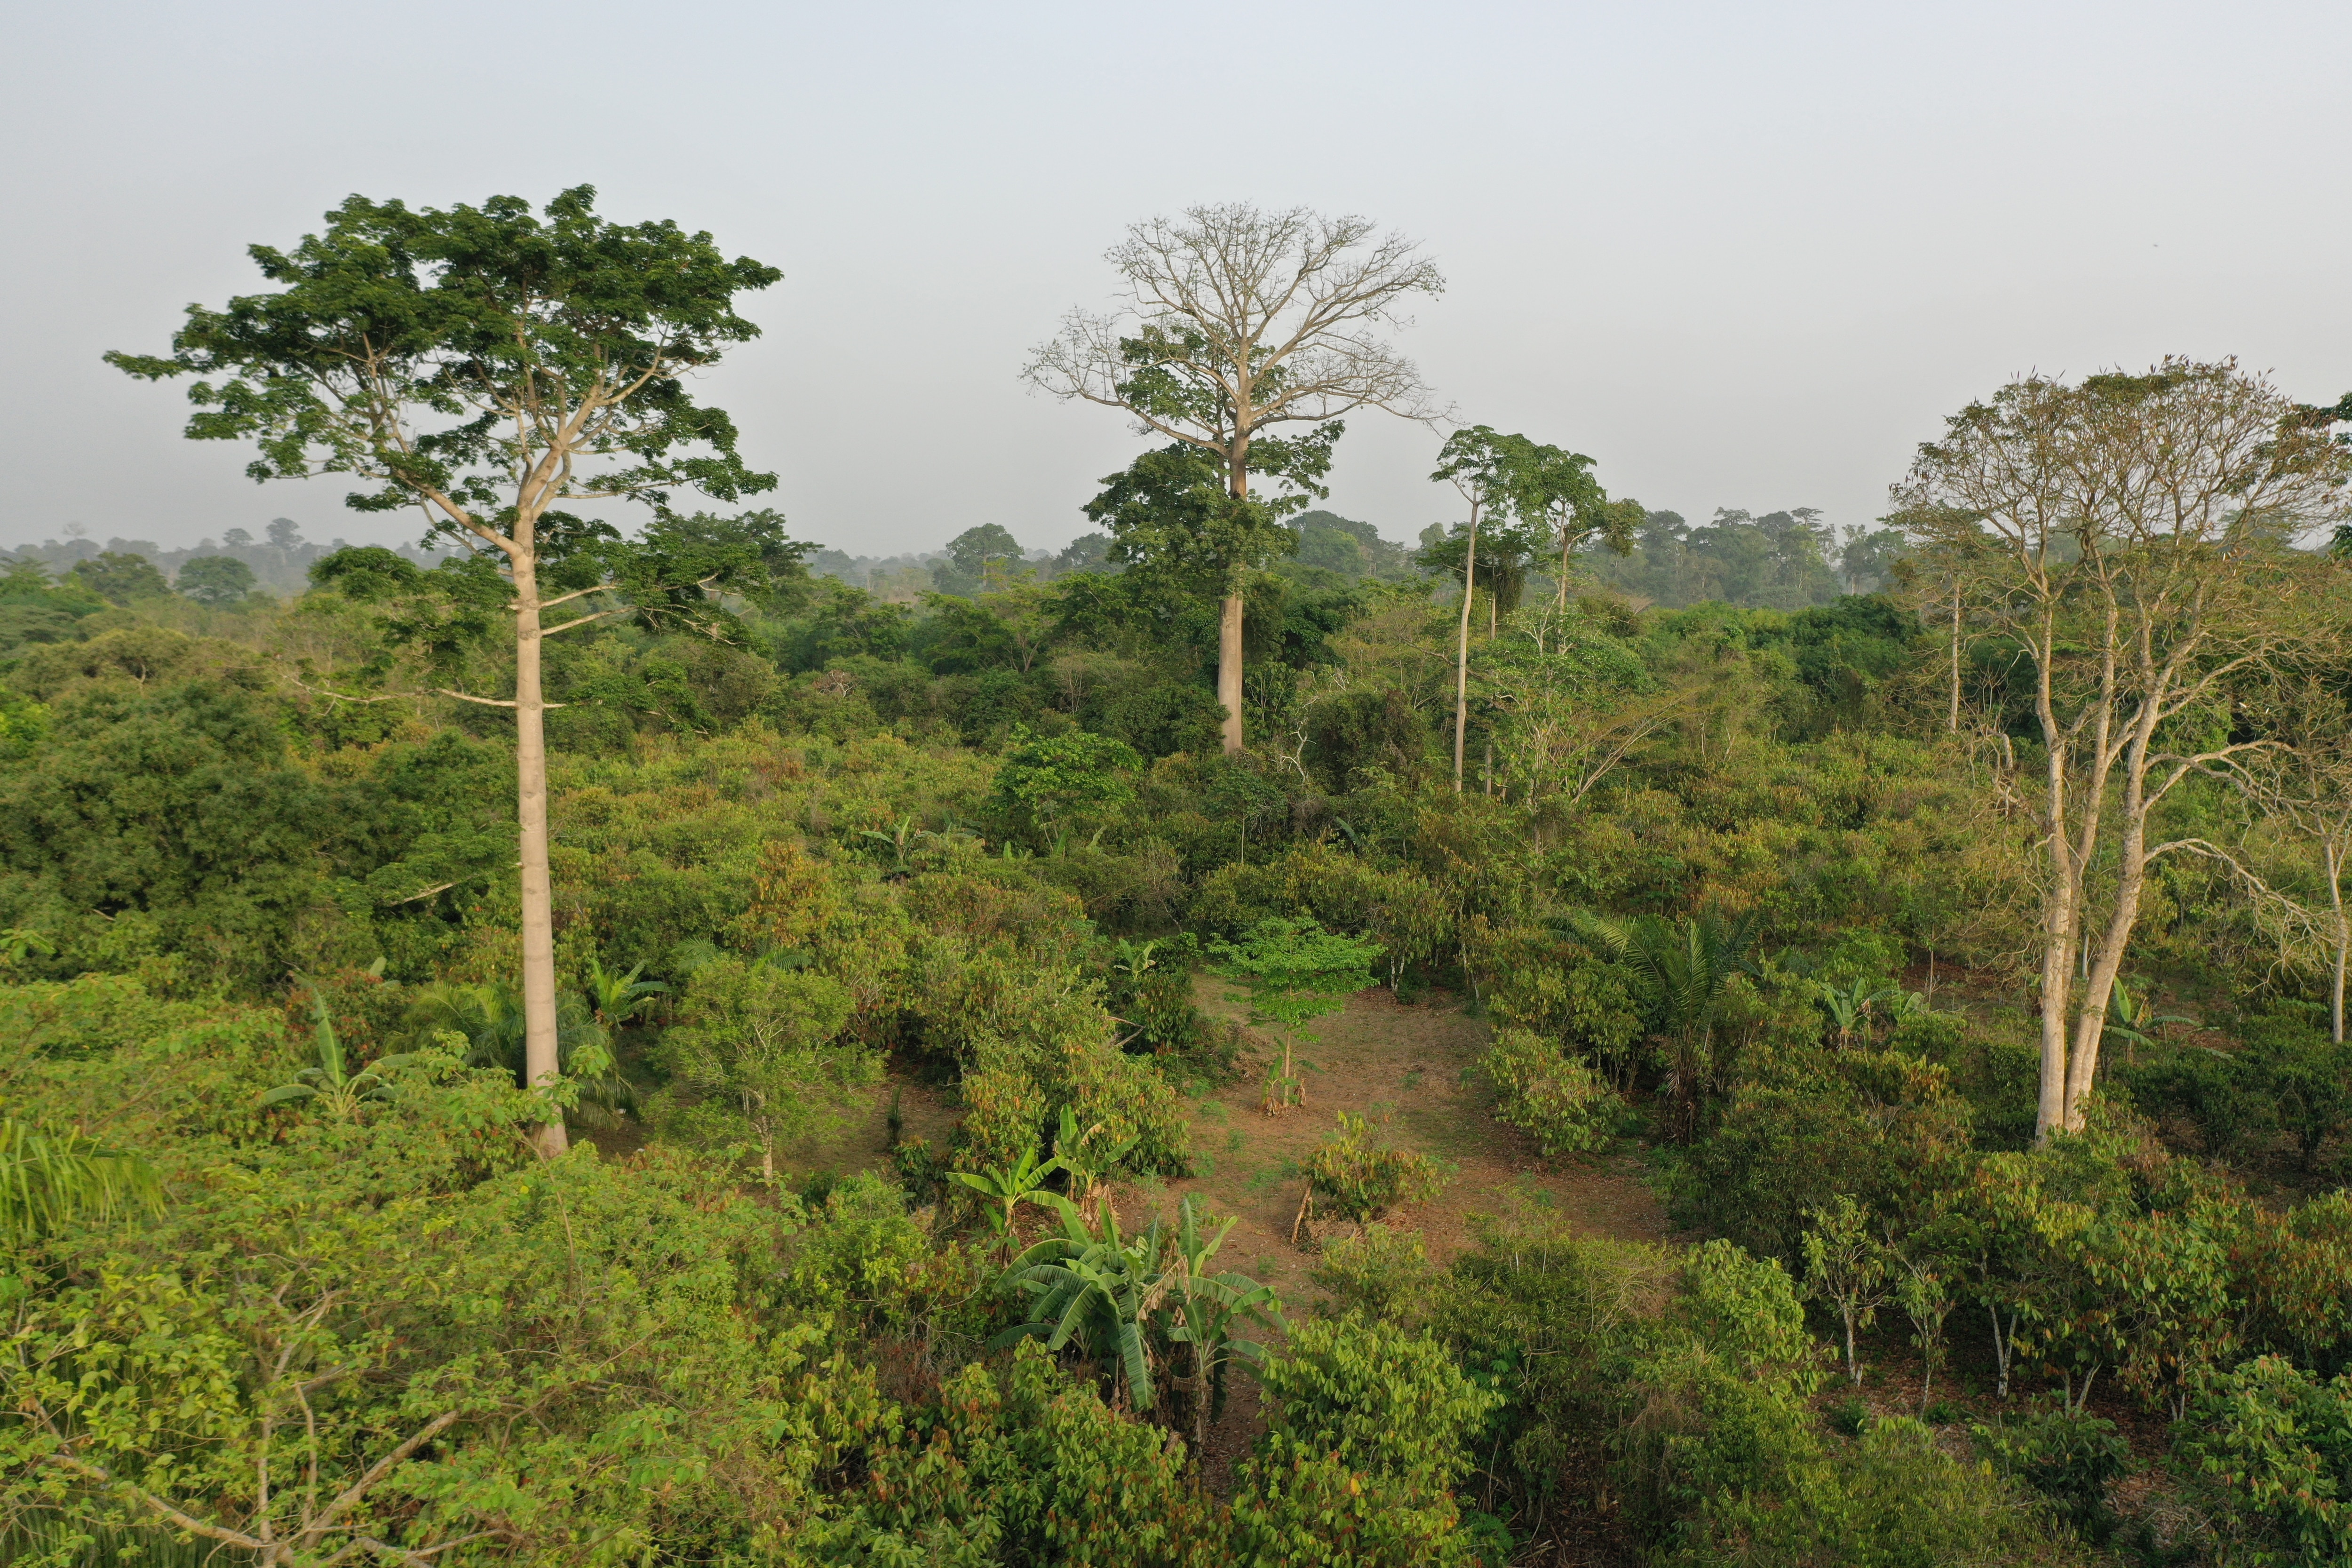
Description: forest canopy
xmin=3 ymin=191 xmax=2351 ymax=1568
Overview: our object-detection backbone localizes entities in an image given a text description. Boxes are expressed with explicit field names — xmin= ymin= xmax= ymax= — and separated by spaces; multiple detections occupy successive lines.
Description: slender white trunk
xmin=1453 ymin=516 xmax=1479 ymax=792
xmin=513 ymin=551 xmax=568 ymax=1158
xmin=1948 ymin=584 xmax=1962 ymax=733
xmin=1217 ymin=592 xmax=1245 ymax=755
xmin=2330 ymin=841 xmax=2347 ymax=1044
xmin=1218 ymin=446 xmax=1250 ymax=756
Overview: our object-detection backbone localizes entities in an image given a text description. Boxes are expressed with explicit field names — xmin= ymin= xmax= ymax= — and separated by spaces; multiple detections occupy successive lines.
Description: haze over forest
xmin=9 ymin=5 xmax=2352 ymax=1568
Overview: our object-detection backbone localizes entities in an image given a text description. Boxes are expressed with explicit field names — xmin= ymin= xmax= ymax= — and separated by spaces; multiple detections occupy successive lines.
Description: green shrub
xmin=2174 ymin=1354 xmax=2352 ymax=1564
xmin=1258 ymin=1316 xmax=1502 ymax=1492
xmin=1482 ymin=1027 xmax=1621 ymax=1156
xmin=1980 ymin=1401 xmax=2130 ymax=1544
xmin=1303 ymin=1111 xmax=1446 ymax=1224
xmin=1310 ymin=1223 xmax=1434 ymax=1325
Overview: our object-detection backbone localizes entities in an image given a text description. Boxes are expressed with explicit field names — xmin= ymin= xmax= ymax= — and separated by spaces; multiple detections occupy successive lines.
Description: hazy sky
xmin=4 ymin=0 xmax=2347 ymax=558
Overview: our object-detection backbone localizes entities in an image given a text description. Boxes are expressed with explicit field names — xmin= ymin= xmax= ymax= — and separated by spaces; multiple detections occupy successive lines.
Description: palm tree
xmin=0 ymin=1116 xmax=160 ymax=1244
xmin=582 ymin=957 xmax=667 ymax=1030
xmin=1568 ymin=907 xmax=1761 ymax=1140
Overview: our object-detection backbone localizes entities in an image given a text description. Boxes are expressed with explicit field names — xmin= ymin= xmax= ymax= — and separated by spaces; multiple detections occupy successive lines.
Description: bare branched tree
xmin=1896 ymin=358 xmax=2351 ymax=1140
xmin=1025 ymin=204 xmax=1445 ymax=752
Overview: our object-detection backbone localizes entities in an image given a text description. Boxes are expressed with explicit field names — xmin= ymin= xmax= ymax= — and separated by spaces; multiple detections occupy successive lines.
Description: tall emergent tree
xmin=1897 ymin=359 xmax=2350 ymax=1141
xmin=109 ymin=186 xmax=782 ymax=1155
xmin=1025 ymin=204 xmax=1445 ymax=752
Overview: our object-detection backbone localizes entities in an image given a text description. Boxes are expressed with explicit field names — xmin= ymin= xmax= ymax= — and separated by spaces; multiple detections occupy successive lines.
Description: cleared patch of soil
xmin=1111 ymin=978 xmax=1672 ymax=1312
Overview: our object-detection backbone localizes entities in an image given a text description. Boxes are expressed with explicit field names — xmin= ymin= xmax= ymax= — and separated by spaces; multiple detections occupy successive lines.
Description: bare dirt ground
xmin=766 ymin=978 xmax=1675 ymax=1504
xmin=1116 ymin=977 xmax=1673 ymax=1309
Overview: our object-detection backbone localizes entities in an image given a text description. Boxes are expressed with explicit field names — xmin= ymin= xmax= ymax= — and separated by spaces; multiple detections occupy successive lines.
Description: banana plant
xmin=1159 ymin=1196 xmax=1281 ymax=1446
xmin=1109 ymin=938 xmax=1160 ymax=983
xmin=262 ymin=983 xmax=426 ymax=1122
xmin=991 ymin=1198 xmax=1169 ymax=1411
xmin=2104 ymin=976 xmax=2196 ymax=1065
xmin=948 ymin=1138 xmax=1067 ymax=1258
xmin=1816 ymin=976 xmax=1919 ymax=1046
xmin=1052 ymin=1104 xmax=1136 ymax=1227
xmin=860 ymin=816 xmax=919 ymax=871
xmin=583 ymin=956 xmax=667 ymax=1029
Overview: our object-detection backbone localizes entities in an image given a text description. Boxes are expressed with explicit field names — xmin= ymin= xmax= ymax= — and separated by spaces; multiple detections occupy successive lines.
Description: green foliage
xmin=1801 ymin=1192 xmax=1895 ymax=1387
xmin=1981 ymin=1401 xmax=2132 ymax=1544
xmin=67 ymin=551 xmax=170 ymax=605
xmin=992 ymin=724 xmax=1143 ymax=836
xmin=2176 ymin=1354 xmax=2352 ymax=1565
xmin=0 ymin=1114 xmax=161 ymax=1245
xmin=107 ymin=185 xmax=780 ymax=522
xmin=650 ymin=953 xmax=871 ymax=1178
xmin=1302 ymin=1111 xmax=1447 ymax=1224
xmin=1481 ymin=1026 xmax=1621 ymax=1156
xmin=1311 ymin=1222 xmax=1435 ymax=1325
xmin=173 ymin=554 xmax=257 ymax=606
xmin=812 ymin=1341 xmax=1222 ymax=1566
xmin=1208 ymin=916 xmax=1383 ymax=1110
xmin=1257 ymin=1316 xmax=1502 ymax=1493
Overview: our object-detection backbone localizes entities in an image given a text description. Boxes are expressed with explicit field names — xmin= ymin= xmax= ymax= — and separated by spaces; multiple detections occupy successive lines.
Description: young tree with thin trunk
xmin=1895 ymin=359 xmax=2349 ymax=1141
xmin=1025 ymin=204 xmax=1445 ymax=753
xmin=1429 ymin=427 xmax=1520 ymax=792
xmin=2229 ymin=672 xmax=2352 ymax=1043
xmin=109 ymin=186 xmax=782 ymax=1156
xmin=1509 ymin=443 xmax=1640 ymax=609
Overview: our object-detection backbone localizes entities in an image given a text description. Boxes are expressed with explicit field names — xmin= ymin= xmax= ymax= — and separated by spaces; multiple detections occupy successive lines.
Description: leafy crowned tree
xmin=68 ymin=552 xmax=169 ymax=605
xmin=175 ymin=554 xmax=257 ymax=606
xmin=1027 ymin=203 xmax=1446 ymax=754
xmin=108 ymin=186 xmax=783 ymax=1154
xmin=936 ymin=522 xmax=1025 ymax=595
xmin=1209 ymin=917 xmax=1383 ymax=1113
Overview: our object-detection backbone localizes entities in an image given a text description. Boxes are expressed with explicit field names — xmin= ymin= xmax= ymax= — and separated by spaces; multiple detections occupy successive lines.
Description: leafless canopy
xmin=1023 ymin=203 xmax=1448 ymax=460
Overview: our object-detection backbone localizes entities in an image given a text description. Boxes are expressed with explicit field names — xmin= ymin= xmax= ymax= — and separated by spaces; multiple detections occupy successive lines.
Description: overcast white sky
xmin=4 ymin=0 xmax=2347 ymax=558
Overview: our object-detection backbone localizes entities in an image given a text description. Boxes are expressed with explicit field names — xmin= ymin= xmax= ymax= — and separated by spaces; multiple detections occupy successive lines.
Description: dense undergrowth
xmin=2 ymin=518 xmax=2350 ymax=1566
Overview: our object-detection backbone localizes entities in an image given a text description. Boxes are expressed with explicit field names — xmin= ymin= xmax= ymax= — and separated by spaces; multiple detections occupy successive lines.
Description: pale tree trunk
xmin=1948 ymin=584 xmax=1962 ymax=733
xmin=1453 ymin=518 xmax=1479 ymax=791
xmin=512 ymin=550 xmax=568 ymax=1158
xmin=2329 ymin=840 xmax=2347 ymax=1044
xmin=1219 ymin=448 xmax=1250 ymax=755
xmin=1217 ymin=592 xmax=1246 ymax=755
xmin=2066 ymin=700 xmax=2166 ymax=1122
xmin=2032 ymin=609 xmax=2080 ymax=1143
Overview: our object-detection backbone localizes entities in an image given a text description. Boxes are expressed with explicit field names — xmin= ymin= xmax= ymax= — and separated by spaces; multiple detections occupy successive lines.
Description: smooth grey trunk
xmin=1217 ymin=592 xmax=1246 ymax=755
xmin=2329 ymin=839 xmax=2347 ymax=1044
xmin=1219 ymin=448 xmax=1250 ymax=755
xmin=1947 ymin=584 xmax=1962 ymax=732
xmin=1453 ymin=517 xmax=1479 ymax=791
xmin=512 ymin=551 xmax=567 ymax=1158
